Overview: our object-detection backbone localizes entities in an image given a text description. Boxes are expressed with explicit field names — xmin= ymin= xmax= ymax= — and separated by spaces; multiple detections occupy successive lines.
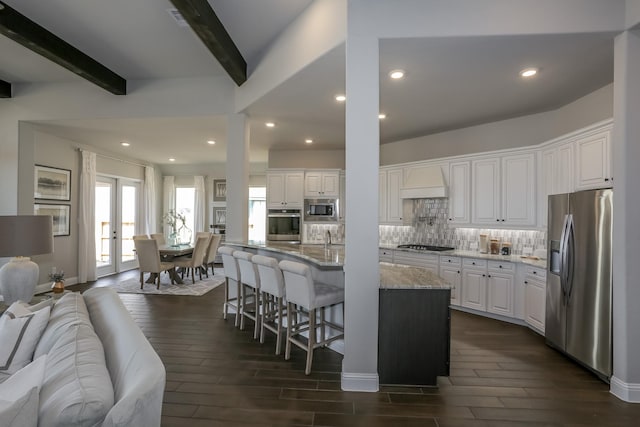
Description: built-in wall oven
xmin=267 ymin=209 xmax=301 ymax=243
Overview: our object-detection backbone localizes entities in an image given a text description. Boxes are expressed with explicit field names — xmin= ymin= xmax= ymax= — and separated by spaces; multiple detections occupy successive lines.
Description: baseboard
xmin=610 ymin=376 xmax=640 ymax=402
xmin=341 ymin=370 xmax=379 ymax=392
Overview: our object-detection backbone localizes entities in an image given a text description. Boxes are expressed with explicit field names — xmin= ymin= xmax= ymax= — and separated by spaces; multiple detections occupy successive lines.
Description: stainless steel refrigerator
xmin=546 ymin=188 xmax=613 ymax=381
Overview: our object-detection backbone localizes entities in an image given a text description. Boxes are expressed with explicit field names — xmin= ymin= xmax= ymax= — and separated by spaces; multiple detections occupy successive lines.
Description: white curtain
xmin=142 ymin=166 xmax=156 ymax=234
xmin=78 ymin=151 xmax=97 ymax=283
xmin=163 ymin=176 xmax=175 ymax=240
xmin=194 ymin=175 xmax=206 ymax=239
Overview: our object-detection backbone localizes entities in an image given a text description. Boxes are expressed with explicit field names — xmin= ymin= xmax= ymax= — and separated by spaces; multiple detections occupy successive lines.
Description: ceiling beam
xmin=0 ymin=1 xmax=126 ymax=95
xmin=169 ymin=0 xmax=247 ymax=86
xmin=0 ymin=78 xmax=10 ymax=97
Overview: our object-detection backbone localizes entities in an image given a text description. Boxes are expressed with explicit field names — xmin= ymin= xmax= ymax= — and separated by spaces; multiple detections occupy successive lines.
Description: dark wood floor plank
xmin=68 ymin=271 xmax=636 ymax=427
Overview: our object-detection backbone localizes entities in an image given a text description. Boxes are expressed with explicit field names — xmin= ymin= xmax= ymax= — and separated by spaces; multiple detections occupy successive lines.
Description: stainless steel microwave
xmin=304 ymin=198 xmax=338 ymax=222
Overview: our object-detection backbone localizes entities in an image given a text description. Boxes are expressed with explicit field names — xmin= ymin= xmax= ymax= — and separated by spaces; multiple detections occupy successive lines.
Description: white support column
xmin=341 ymin=24 xmax=380 ymax=391
xmin=611 ymin=28 xmax=640 ymax=402
xmin=225 ymin=114 xmax=250 ymax=243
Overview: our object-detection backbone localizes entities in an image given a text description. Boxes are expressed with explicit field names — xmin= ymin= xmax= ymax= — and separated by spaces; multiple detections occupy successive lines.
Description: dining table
xmin=145 ymin=244 xmax=194 ymax=284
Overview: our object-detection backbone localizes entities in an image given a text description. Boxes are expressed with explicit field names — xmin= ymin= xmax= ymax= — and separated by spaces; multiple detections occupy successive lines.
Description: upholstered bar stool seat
xmin=234 ymin=250 xmax=261 ymax=339
xmin=252 ymin=255 xmax=287 ymax=355
xmin=218 ymin=246 xmax=241 ymax=327
xmin=279 ymin=260 xmax=344 ymax=375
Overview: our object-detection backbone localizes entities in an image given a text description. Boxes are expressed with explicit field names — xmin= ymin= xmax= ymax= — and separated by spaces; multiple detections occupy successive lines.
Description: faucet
xmin=325 ymin=230 xmax=332 ymax=248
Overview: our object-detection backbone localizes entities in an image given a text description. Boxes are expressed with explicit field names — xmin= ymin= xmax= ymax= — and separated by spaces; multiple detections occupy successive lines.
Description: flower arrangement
xmin=163 ymin=209 xmax=187 ymax=234
xmin=49 ymin=270 xmax=65 ymax=283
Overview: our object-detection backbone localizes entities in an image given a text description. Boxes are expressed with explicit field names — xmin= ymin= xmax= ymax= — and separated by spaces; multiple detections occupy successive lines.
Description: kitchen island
xmin=378 ymin=262 xmax=452 ymax=386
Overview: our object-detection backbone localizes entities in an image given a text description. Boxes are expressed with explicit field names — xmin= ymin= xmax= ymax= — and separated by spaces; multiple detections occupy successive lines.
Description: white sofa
xmin=1 ymin=287 xmax=166 ymax=427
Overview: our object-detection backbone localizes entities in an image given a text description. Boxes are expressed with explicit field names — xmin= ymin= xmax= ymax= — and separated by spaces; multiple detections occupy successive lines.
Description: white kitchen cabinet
xmin=266 ymin=171 xmax=304 ymax=209
xmin=439 ymin=256 xmax=461 ymax=306
xmin=393 ymin=251 xmax=439 ymax=274
xmin=461 ymin=258 xmax=487 ymax=311
xmin=471 ymin=158 xmax=501 ymax=225
xmin=339 ymin=172 xmax=346 ymax=221
xmin=379 ymin=248 xmax=394 ymax=263
xmin=575 ymin=129 xmax=613 ymax=190
xmin=379 ymin=168 xmax=403 ymax=224
xmin=486 ymin=261 xmax=514 ymax=317
xmin=448 ymin=161 xmax=470 ymax=224
xmin=472 ymin=153 xmax=535 ymax=227
xmin=538 ymin=142 xmax=573 ymax=228
xmin=524 ymin=266 xmax=546 ymax=333
xmin=304 ymin=171 xmax=339 ymax=197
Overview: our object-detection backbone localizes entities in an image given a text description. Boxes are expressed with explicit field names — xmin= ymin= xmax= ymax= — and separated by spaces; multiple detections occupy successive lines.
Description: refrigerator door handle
xmin=565 ymin=214 xmax=576 ymax=304
xmin=559 ymin=214 xmax=570 ymax=304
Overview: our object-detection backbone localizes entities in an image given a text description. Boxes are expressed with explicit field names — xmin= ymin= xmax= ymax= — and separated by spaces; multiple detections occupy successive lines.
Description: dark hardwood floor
xmin=72 ymin=270 xmax=640 ymax=426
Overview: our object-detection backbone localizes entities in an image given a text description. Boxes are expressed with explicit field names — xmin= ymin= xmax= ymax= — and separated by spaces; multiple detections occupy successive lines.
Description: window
xmin=249 ymin=187 xmax=266 ymax=242
xmin=175 ymin=187 xmax=195 ymax=235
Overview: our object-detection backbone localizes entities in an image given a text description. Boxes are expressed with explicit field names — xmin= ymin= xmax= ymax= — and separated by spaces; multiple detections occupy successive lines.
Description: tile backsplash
xmin=304 ymin=199 xmax=546 ymax=254
xmin=378 ymin=199 xmax=546 ymax=255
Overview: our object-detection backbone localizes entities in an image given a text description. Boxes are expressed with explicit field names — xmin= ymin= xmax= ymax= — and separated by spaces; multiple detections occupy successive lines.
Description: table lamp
xmin=0 ymin=215 xmax=54 ymax=305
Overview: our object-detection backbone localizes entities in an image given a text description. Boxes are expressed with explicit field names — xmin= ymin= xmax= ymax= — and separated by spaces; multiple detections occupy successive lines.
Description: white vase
xmin=0 ymin=257 xmax=39 ymax=305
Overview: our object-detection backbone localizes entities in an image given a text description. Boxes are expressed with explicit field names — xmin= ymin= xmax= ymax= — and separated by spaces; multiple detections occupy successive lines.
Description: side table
xmin=0 ymin=293 xmax=55 ymax=316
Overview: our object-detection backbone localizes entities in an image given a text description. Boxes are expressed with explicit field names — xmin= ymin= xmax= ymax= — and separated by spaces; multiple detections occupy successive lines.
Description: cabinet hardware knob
xmin=457 ymin=270 xmax=460 ymax=273
xmin=524 ymin=281 xmax=528 ymax=284
xmin=605 ymin=178 xmax=609 ymax=182
xmin=501 ymin=219 xmax=505 ymax=222
xmin=499 ymin=265 xmax=502 ymax=268
xmin=533 ymin=271 xmax=537 ymax=274
xmin=496 ymin=219 xmax=500 ymax=221
xmin=472 ymin=262 xmax=476 ymax=265
xmin=488 ymin=274 xmax=491 ymax=277
xmin=482 ymin=274 xmax=486 ymax=277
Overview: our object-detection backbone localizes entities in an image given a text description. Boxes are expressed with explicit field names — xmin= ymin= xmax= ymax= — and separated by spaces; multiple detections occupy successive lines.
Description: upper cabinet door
xmin=321 ymin=172 xmax=340 ymax=197
xmin=502 ymin=153 xmax=536 ymax=226
xmin=448 ymin=161 xmax=470 ymax=224
xmin=266 ymin=173 xmax=285 ymax=207
xmin=304 ymin=172 xmax=322 ymax=196
xmin=379 ymin=170 xmax=388 ymax=222
xmin=386 ymin=168 xmax=404 ymax=223
xmin=575 ymin=129 xmax=612 ymax=190
xmin=472 ymin=158 xmax=501 ymax=225
xmin=284 ymin=172 xmax=304 ymax=207
xmin=304 ymin=171 xmax=339 ymax=197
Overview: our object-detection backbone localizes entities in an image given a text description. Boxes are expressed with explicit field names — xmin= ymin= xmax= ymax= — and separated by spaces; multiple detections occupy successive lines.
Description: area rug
xmin=111 ymin=269 xmax=225 ymax=296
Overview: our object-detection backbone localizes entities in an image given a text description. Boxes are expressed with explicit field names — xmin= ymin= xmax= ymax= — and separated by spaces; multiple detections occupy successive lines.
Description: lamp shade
xmin=0 ymin=215 xmax=54 ymax=257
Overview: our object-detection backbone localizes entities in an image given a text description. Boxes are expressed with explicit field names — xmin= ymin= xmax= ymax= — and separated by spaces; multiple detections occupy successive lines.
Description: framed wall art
xmin=34 ymin=165 xmax=71 ymax=201
xmin=213 ymin=207 xmax=226 ymax=225
xmin=213 ymin=179 xmax=226 ymax=202
xmin=34 ymin=203 xmax=71 ymax=237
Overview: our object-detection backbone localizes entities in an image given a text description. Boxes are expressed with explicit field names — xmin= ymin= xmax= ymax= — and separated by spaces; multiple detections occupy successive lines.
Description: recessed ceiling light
xmin=335 ymin=94 xmax=346 ymax=102
xmin=169 ymin=158 xmax=176 ymax=162
xmin=378 ymin=113 xmax=386 ymax=120
xmin=520 ymin=68 xmax=538 ymax=78
xmin=207 ymin=140 xmax=216 ymax=145
xmin=305 ymin=139 xmax=313 ymax=144
xmin=120 ymin=141 xmax=130 ymax=147
xmin=265 ymin=122 xmax=275 ymax=128
xmin=389 ymin=69 xmax=405 ymax=79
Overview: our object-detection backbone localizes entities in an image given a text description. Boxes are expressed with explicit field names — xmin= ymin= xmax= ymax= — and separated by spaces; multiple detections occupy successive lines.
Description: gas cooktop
xmin=397 ymin=244 xmax=455 ymax=252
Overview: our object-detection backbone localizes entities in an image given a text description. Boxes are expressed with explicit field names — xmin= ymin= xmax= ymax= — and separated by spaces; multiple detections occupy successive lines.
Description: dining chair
xmin=202 ymin=234 xmax=222 ymax=277
xmin=133 ymin=234 xmax=149 ymax=240
xmin=252 ymin=254 xmax=287 ymax=355
xmin=218 ymin=246 xmax=241 ymax=327
xmin=279 ymin=260 xmax=344 ymax=375
xmin=173 ymin=236 xmax=209 ymax=284
xmin=234 ymin=250 xmax=261 ymax=339
xmin=134 ymin=238 xmax=175 ymax=290
xmin=150 ymin=233 xmax=166 ymax=246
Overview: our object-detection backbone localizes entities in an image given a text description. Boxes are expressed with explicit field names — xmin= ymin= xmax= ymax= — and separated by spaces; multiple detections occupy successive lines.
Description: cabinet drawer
xmin=488 ymin=261 xmax=514 ymax=272
xmin=523 ymin=266 xmax=546 ymax=278
xmin=463 ymin=258 xmax=487 ymax=268
xmin=439 ymin=256 xmax=461 ymax=266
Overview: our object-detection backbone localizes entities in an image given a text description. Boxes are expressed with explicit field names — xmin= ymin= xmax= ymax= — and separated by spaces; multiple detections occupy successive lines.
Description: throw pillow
xmin=0 ymin=303 xmax=50 ymax=375
xmin=0 ymin=355 xmax=47 ymax=427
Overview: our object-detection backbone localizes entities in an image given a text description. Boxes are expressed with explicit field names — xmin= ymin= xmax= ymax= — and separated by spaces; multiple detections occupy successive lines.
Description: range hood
xmin=400 ymin=165 xmax=448 ymax=199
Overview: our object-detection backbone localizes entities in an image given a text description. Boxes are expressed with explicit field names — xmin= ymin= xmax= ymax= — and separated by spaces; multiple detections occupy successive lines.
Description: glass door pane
xmin=119 ymin=181 xmax=139 ymax=270
xmin=96 ymin=177 xmax=116 ymax=277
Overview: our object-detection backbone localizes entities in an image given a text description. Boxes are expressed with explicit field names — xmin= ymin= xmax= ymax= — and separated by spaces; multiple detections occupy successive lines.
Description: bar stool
xmin=279 ymin=260 xmax=344 ymax=375
xmin=233 ymin=250 xmax=261 ymax=339
xmin=218 ymin=246 xmax=241 ymax=327
xmin=252 ymin=255 xmax=287 ymax=355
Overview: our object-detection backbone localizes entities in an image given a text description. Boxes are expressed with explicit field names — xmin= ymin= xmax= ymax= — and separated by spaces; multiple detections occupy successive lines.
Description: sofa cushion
xmin=38 ymin=322 xmax=114 ymax=427
xmin=0 ymin=355 xmax=47 ymax=427
xmin=0 ymin=302 xmax=50 ymax=375
xmin=34 ymin=292 xmax=93 ymax=359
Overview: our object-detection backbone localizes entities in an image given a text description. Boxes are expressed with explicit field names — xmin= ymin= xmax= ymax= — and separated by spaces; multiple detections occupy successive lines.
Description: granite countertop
xmin=224 ymin=241 xmax=344 ymax=268
xmin=381 ymin=244 xmax=547 ymax=269
xmin=379 ymin=262 xmax=451 ymax=290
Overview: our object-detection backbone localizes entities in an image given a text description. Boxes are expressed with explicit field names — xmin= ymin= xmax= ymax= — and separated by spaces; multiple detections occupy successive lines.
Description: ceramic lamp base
xmin=0 ymin=257 xmax=39 ymax=305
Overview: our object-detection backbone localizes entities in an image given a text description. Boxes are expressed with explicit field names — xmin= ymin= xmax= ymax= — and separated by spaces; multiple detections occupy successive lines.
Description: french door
xmin=96 ymin=176 xmax=141 ymax=277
